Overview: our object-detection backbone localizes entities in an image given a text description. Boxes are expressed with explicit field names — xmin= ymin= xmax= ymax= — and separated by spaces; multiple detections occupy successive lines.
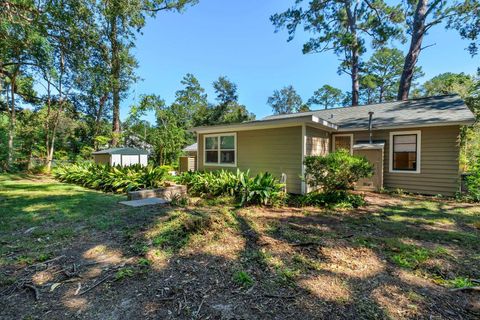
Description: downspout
xmin=368 ymin=112 xmax=374 ymax=144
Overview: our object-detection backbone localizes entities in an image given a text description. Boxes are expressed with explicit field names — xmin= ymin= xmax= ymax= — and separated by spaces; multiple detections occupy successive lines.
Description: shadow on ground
xmin=1 ymin=177 xmax=479 ymax=319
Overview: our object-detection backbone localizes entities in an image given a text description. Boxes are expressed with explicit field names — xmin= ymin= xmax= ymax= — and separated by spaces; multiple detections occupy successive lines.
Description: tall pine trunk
xmin=110 ymin=15 xmax=121 ymax=147
xmin=7 ymin=74 xmax=16 ymax=169
xmin=398 ymin=0 xmax=428 ymax=101
xmin=345 ymin=2 xmax=360 ymax=106
xmin=351 ymin=48 xmax=360 ymax=106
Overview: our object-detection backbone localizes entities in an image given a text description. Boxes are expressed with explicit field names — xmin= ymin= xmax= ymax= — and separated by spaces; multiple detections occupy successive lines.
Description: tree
xmin=0 ymin=0 xmax=49 ymax=169
xmin=397 ymin=0 xmax=480 ymax=100
xmin=267 ymin=85 xmax=305 ymax=115
xmin=360 ymin=47 xmax=423 ymax=103
xmin=448 ymin=2 xmax=480 ymax=56
xmin=129 ymin=94 xmax=186 ymax=165
xmin=421 ymin=72 xmax=475 ymax=98
xmin=209 ymin=76 xmax=254 ymax=124
xmin=271 ymin=0 xmax=403 ymax=106
xmin=171 ymin=73 xmax=209 ymax=128
xmin=97 ymin=0 xmax=199 ymax=146
xmin=308 ymin=85 xmax=344 ymax=109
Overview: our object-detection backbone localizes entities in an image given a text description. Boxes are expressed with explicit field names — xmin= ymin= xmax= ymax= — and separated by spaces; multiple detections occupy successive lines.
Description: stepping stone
xmin=119 ymin=197 xmax=169 ymax=207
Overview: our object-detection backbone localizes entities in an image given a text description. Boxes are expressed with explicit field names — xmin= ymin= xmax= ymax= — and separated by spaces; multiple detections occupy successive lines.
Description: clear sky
xmin=125 ymin=0 xmax=479 ymax=122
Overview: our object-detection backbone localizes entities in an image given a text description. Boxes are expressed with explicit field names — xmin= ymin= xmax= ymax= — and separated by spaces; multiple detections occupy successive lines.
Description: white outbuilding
xmin=92 ymin=147 xmax=149 ymax=167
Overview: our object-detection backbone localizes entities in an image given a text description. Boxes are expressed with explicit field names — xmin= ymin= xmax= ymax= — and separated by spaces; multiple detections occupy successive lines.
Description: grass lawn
xmin=0 ymin=174 xmax=479 ymax=319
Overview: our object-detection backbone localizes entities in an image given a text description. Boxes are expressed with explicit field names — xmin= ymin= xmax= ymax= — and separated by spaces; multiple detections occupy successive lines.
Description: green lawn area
xmin=0 ymin=174 xmax=479 ymax=319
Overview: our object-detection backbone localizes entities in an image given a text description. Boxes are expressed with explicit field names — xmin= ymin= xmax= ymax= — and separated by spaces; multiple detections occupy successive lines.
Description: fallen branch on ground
xmin=77 ymin=274 xmax=112 ymax=296
xmin=23 ymin=283 xmax=40 ymax=301
xmin=291 ymin=242 xmax=321 ymax=247
xmin=263 ymin=293 xmax=300 ymax=299
xmin=450 ymin=286 xmax=480 ymax=292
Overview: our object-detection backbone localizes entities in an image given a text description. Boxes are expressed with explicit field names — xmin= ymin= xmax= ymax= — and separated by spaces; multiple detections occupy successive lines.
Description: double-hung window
xmin=204 ymin=133 xmax=236 ymax=166
xmin=389 ymin=131 xmax=421 ymax=173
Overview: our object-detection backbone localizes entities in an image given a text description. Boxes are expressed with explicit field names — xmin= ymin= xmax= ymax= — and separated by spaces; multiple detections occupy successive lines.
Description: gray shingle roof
xmin=263 ymin=94 xmax=475 ymax=130
xmin=92 ymin=147 xmax=149 ymax=155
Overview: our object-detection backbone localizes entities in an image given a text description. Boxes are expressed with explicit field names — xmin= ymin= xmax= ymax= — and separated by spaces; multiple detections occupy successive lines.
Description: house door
xmin=353 ymin=148 xmax=384 ymax=191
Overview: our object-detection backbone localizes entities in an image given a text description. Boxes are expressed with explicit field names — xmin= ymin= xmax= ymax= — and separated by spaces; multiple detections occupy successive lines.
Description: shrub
xmin=177 ymin=170 xmax=285 ymax=206
xmin=289 ymin=191 xmax=366 ymax=208
xmin=54 ymin=162 xmax=167 ymax=193
xmin=304 ymin=150 xmax=374 ymax=192
xmin=301 ymin=150 xmax=373 ymax=208
xmin=466 ymin=160 xmax=480 ymax=202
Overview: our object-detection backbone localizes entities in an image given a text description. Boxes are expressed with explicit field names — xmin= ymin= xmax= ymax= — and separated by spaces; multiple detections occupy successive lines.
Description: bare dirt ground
xmin=1 ymin=176 xmax=479 ymax=319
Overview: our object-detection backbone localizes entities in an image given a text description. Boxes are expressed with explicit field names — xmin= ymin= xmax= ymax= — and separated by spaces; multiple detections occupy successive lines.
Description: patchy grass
xmin=1 ymin=175 xmax=479 ymax=319
xmin=232 ymin=270 xmax=254 ymax=288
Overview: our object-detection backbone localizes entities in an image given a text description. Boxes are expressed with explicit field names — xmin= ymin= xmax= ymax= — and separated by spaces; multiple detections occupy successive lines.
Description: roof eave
xmin=191 ymin=115 xmax=338 ymax=134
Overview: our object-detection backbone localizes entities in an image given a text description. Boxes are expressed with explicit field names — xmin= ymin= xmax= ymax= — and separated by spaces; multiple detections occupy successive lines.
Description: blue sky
xmin=125 ymin=0 xmax=479 ymax=122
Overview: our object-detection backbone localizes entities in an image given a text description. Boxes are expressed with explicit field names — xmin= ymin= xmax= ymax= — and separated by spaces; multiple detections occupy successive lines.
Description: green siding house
xmin=192 ymin=95 xmax=476 ymax=196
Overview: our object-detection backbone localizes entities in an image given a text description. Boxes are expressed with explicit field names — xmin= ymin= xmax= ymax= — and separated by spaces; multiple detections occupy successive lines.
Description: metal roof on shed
xmin=92 ymin=147 xmax=149 ymax=155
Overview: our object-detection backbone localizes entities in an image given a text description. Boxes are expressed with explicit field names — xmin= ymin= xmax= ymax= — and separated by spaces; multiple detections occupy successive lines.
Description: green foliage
xmin=232 ymin=270 xmax=254 ymax=288
xmin=206 ymin=76 xmax=255 ymax=125
xmin=308 ymin=85 xmax=344 ymax=109
xmin=177 ymin=170 xmax=285 ymax=206
xmin=383 ymin=240 xmax=447 ymax=269
xmin=54 ymin=162 xmax=167 ymax=193
xmin=115 ymin=267 xmax=135 ymax=281
xmin=293 ymin=192 xmax=366 ymax=209
xmin=267 ymin=85 xmax=306 ymax=115
xmin=300 ymin=150 xmax=373 ymax=208
xmin=360 ymin=48 xmax=423 ymax=104
xmin=443 ymin=277 xmax=475 ymax=289
xmin=421 ymin=72 xmax=476 ymax=98
xmin=304 ymin=150 xmax=374 ymax=193
xmin=271 ymin=0 xmax=404 ymax=105
xmin=466 ymin=159 xmax=480 ymax=202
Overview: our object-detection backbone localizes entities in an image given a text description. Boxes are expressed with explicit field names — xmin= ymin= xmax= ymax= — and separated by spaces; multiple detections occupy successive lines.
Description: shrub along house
xmin=191 ymin=95 xmax=476 ymax=196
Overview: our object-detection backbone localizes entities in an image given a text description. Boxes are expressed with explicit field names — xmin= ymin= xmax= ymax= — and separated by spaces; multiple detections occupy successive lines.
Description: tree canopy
xmin=268 ymin=85 xmax=308 ymax=114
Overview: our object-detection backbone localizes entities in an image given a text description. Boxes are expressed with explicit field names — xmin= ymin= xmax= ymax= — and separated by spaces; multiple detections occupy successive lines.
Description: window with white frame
xmin=390 ymin=131 xmax=421 ymax=173
xmin=204 ymin=133 xmax=236 ymax=166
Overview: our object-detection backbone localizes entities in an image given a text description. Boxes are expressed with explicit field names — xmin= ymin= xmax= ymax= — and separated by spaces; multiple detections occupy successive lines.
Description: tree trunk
xmin=44 ymin=80 xmax=51 ymax=166
xmin=46 ymin=51 xmax=65 ymax=172
xmin=351 ymin=48 xmax=360 ymax=106
xmin=344 ymin=2 xmax=359 ymax=106
xmin=398 ymin=0 xmax=428 ymax=101
xmin=110 ymin=15 xmax=121 ymax=147
xmin=7 ymin=74 xmax=16 ymax=169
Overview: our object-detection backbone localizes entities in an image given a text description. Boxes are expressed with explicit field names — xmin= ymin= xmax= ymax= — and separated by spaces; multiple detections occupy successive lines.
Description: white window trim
xmin=389 ymin=130 xmax=421 ymax=174
xmin=203 ymin=133 xmax=237 ymax=167
xmin=332 ymin=134 xmax=354 ymax=155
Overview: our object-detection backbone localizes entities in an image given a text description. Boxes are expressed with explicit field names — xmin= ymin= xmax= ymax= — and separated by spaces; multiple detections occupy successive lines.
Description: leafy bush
xmin=292 ymin=192 xmax=366 ymax=208
xmin=300 ymin=150 xmax=373 ymax=208
xmin=465 ymin=160 xmax=480 ymax=202
xmin=304 ymin=150 xmax=374 ymax=192
xmin=54 ymin=162 xmax=167 ymax=193
xmin=177 ymin=170 xmax=285 ymax=206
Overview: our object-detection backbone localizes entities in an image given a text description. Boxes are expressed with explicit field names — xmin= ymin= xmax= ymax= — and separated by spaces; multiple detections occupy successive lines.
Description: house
xmin=92 ymin=147 xmax=149 ymax=167
xmin=191 ymin=95 xmax=476 ymax=196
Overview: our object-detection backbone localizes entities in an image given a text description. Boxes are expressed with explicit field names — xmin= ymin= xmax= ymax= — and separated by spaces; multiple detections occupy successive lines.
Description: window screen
xmin=334 ymin=136 xmax=352 ymax=153
xmin=393 ymin=134 xmax=417 ymax=171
